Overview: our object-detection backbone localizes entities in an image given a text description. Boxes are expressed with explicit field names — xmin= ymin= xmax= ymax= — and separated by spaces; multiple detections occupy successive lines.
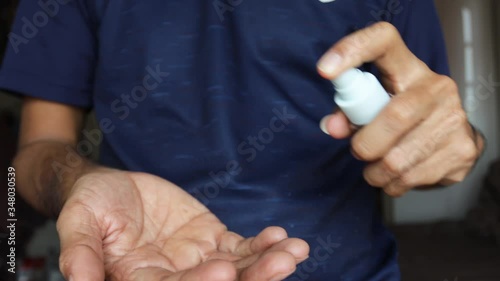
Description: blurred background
xmin=0 ymin=0 xmax=499 ymax=280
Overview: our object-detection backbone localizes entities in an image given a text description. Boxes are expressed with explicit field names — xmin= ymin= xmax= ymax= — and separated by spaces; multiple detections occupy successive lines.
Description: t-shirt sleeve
xmin=0 ymin=0 xmax=96 ymax=108
xmin=389 ymin=0 xmax=450 ymax=76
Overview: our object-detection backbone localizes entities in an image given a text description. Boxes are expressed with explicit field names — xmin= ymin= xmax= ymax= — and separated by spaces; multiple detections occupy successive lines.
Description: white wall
xmin=391 ymin=0 xmax=499 ymax=223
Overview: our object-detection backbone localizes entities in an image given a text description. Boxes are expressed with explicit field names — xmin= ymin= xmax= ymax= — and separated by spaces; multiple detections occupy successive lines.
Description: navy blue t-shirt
xmin=0 ymin=0 xmax=449 ymax=279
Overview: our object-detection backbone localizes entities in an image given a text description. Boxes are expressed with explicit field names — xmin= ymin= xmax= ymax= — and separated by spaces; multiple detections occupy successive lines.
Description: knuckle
xmin=338 ymin=37 xmax=363 ymax=62
xmin=443 ymin=110 xmax=469 ymax=137
xmin=363 ymin=167 xmax=385 ymax=187
xmin=373 ymin=21 xmax=399 ymax=39
xmin=442 ymin=75 xmax=459 ymax=94
xmin=387 ymin=147 xmax=410 ymax=170
xmin=364 ymin=175 xmax=378 ymax=187
xmin=436 ymin=75 xmax=460 ymax=99
xmin=421 ymin=171 xmax=443 ymax=187
xmin=340 ymin=36 xmax=358 ymax=52
xmin=385 ymin=186 xmax=405 ymax=198
xmin=384 ymin=101 xmax=414 ymax=127
xmin=447 ymin=172 xmax=468 ymax=183
xmin=448 ymin=107 xmax=468 ymax=124
xmin=351 ymin=136 xmax=377 ymax=160
xmin=459 ymin=139 xmax=478 ymax=162
xmin=398 ymin=173 xmax=417 ymax=188
xmin=407 ymin=147 xmax=427 ymax=167
xmin=381 ymin=156 xmax=403 ymax=176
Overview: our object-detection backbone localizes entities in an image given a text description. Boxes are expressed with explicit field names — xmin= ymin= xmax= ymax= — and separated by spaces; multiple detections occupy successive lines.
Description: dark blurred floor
xmin=392 ymin=222 xmax=500 ymax=281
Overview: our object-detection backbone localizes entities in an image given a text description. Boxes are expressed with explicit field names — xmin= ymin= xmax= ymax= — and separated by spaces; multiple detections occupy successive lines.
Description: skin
xmin=13 ymin=22 xmax=483 ymax=280
xmin=15 ymin=99 xmax=309 ymax=281
xmin=57 ymin=170 xmax=309 ymax=281
xmin=317 ymin=22 xmax=485 ymax=197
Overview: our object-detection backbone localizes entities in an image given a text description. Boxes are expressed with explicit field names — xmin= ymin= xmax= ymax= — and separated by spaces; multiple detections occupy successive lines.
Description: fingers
xmin=132 ymin=234 xmax=309 ymax=281
xmin=235 ymin=227 xmax=309 ymax=260
xmin=365 ymin=131 xmax=477 ymax=197
xmin=238 ymin=251 xmax=297 ymax=281
xmin=221 ymin=226 xmax=288 ymax=257
xmin=359 ymin=77 xmax=470 ymax=193
xmin=317 ymin=22 xmax=446 ymax=146
xmin=235 ymin=237 xmax=310 ymax=268
xmin=57 ymin=204 xmax=104 ymax=281
xmin=320 ymin=111 xmax=356 ymax=139
xmin=234 ymin=236 xmax=309 ymax=281
xmin=131 ymin=260 xmax=236 ymax=281
xmin=316 ymin=21 xmax=481 ymax=197
xmin=350 ymin=74 xmax=458 ymax=163
xmin=265 ymin=237 xmax=310 ymax=263
xmin=380 ymin=148 xmax=458 ymax=197
xmin=317 ymin=22 xmax=428 ymax=89
xmin=351 ymin=80 xmax=448 ymax=161
xmin=219 ymin=227 xmax=309 ymax=280
xmin=379 ymin=150 xmax=450 ymax=197
xmin=132 ymin=254 xmax=297 ymax=281
xmin=363 ymin=104 xmax=465 ymax=186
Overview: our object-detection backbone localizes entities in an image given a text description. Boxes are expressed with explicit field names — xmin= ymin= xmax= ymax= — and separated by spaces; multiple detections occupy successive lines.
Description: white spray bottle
xmin=332 ymin=68 xmax=390 ymax=126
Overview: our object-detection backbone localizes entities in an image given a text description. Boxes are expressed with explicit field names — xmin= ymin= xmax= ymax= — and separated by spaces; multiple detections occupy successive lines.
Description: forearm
xmin=13 ymin=140 xmax=101 ymax=217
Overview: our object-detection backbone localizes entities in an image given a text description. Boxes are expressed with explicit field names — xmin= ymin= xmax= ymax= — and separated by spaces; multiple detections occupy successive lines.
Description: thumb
xmin=57 ymin=204 xmax=105 ymax=281
xmin=320 ymin=111 xmax=356 ymax=139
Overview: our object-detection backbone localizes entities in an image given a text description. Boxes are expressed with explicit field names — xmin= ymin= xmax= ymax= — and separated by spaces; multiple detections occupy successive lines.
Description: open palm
xmin=57 ymin=170 xmax=309 ymax=281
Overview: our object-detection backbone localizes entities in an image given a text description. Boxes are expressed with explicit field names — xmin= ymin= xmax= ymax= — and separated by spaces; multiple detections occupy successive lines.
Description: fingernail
xmin=320 ymin=116 xmax=330 ymax=135
xmin=68 ymin=275 xmax=73 ymax=281
xmin=317 ymin=52 xmax=343 ymax=76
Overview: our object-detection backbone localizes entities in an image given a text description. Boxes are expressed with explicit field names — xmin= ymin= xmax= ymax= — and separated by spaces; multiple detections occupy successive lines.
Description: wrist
xmin=65 ymin=165 xmax=119 ymax=200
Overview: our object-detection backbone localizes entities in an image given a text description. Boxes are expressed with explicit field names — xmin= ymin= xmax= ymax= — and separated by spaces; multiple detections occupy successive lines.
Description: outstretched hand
xmin=57 ymin=170 xmax=309 ymax=281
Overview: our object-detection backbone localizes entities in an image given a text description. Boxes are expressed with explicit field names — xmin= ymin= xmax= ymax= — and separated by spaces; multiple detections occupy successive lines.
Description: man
xmin=0 ymin=0 xmax=484 ymax=280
